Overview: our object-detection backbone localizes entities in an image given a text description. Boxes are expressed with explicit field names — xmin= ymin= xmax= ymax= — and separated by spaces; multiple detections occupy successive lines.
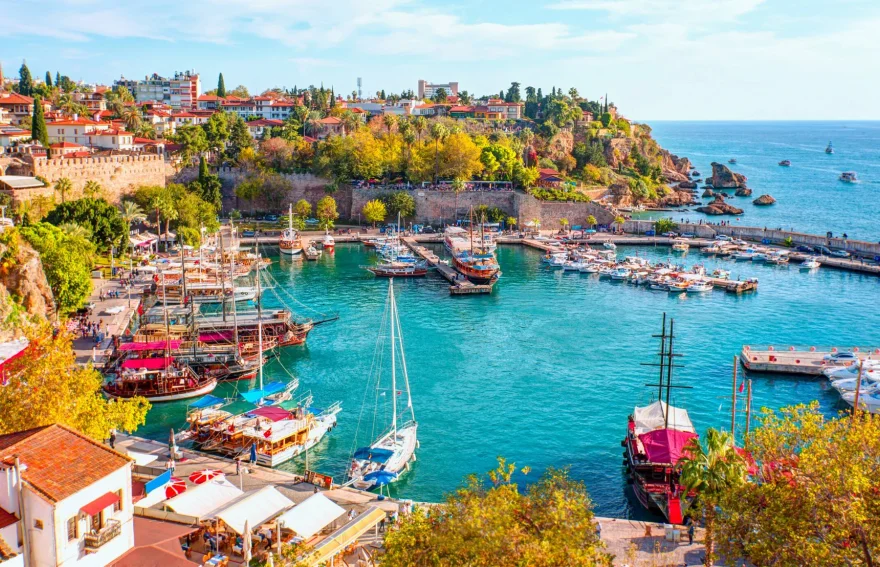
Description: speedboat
xmin=800 ymin=257 xmax=821 ymax=270
xmin=322 ymin=231 xmax=336 ymax=253
xmin=751 ymin=252 xmax=768 ymax=262
xmin=778 ymin=160 xmax=791 ymax=167
xmin=842 ymin=390 xmax=880 ymax=414
xmin=686 ymin=279 xmax=713 ymax=293
xmin=610 ymin=267 xmax=632 ymax=281
xmin=825 ymin=142 xmax=833 ymax=154
xmin=580 ymin=263 xmax=601 ymax=274
xmin=603 ymin=241 xmax=617 ymax=250
xmin=563 ymin=261 xmax=585 ymax=272
xmin=840 ymin=171 xmax=859 ymax=183
xmin=765 ymin=251 xmax=790 ymax=265
xmin=832 ymin=377 xmax=880 ymax=395
xmin=732 ymin=249 xmax=756 ymax=261
xmin=548 ymin=256 xmax=567 ymax=269
xmin=671 ymin=239 xmax=689 ymax=253
xmin=667 ymin=280 xmax=690 ymax=293
xmin=823 ymin=360 xmax=880 ymax=380
xmin=711 ymin=269 xmax=730 ymax=280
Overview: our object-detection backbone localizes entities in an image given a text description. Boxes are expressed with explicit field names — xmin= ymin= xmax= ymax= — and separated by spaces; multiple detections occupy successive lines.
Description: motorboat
xmin=728 ymin=158 xmax=737 ymax=164
xmin=825 ymin=141 xmax=833 ymax=154
xmin=832 ymin=377 xmax=880 ymax=395
xmin=765 ymin=251 xmax=790 ymax=265
xmin=841 ymin=390 xmax=880 ymax=414
xmin=603 ymin=241 xmax=617 ymax=250
xmin=304 ymin=244 xmax=322 ymax=260
xmin=579 ymin=263 xmax=601 ymax=274
xmin=564 ymin=261 xmax=586 ymax=272
xmin=711 ymin=269 xmax=730 ymax=280
xmin=800 ymin=257 xmax=821 ymax=270
xmin=543 ymin=252 xmax=567 ymax=264
xmin=823 ymin=360 xmax=880 ymax=380
xmin=366 ymin=260 xmax=428 ymax=277
xmin=610 ymin=267 xmax=632 ymax=281
xmin=732 ymin=248 xmax=756 ymax=261
xmin=667 ymin=280 xmax=690 ymax=293
xmin=322 ymin=231 xmax=336 ymax=253
xmin=686 ymin=279 xmax=713 ymax=293
xmin=778 ymin=160 xmax=791 ymax=167
xmin=548 ymin=256 xmax=568 ymax=269
xmin=751 ymin=251 xmax=768 ymax=262
xmin=671 ymin=239 xmax=690 ymax=253
xmin=839 ymin=171 xmax=859 ymax=183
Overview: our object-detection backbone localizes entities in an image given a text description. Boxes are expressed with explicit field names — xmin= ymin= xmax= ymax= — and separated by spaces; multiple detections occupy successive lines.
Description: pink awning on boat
xmin=121 ymin=357 xmax=174 ymax=370
xmin=638 ymin=429 xmax=698 ymax=465
xmin=199 ymin=331 xmax=233 ymax=343
xmin=119 ymin=340 xmax=183 ymax=352
xmin=248 ymin=406 xmax=293 ymax=422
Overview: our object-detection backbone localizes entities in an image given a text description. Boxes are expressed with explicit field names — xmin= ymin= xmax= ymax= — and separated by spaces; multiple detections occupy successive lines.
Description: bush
xmin=655 ymin=218 xmax=678 ymax=234
xmin=528 ymin=187 xmax=591 ymax=202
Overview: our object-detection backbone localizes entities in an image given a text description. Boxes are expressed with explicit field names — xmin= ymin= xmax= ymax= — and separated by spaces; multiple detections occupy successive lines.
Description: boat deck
xmin=740 ymin=345 xmax=880 ymax=375
xmin=401 ymin=237 xmax=494 ymax=295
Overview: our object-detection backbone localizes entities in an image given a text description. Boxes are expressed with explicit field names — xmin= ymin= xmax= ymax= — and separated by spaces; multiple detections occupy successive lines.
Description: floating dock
xmin=739 ymin=345 xmax=880 ymax=376
xmin=401 ymin=237 xmax=494 ymax=295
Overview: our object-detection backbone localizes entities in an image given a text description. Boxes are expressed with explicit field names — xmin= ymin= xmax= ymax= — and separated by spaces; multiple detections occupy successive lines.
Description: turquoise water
xmin=644 ymin=121 xmax=880 ymax=241
xmin=137 ymin=243 xmax=880 ymax=518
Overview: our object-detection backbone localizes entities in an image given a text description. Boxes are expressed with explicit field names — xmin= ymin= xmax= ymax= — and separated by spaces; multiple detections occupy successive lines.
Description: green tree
xmin=121 ymin=106 xmax=142 ymax=133
xmin=382 ymin=458 xmax=612 ymax=567
xmin=655 ymin=218 xmax=678 ymax=234
xmin=45 ymin=71 xmax=52 ymax=88
xmin=31 ymin=95 xmax=49 ymax=148
xmin=18 ymin=61 xmax=33 ymax=97
xmin=613 ymin=215 xmax=625 ymax=232
xmin=234 ymin=176 xmax=263 ymax=213
xmin=586 ymin=214 xmax=597 ymax=229
xmin=600 ymin=112 xmax=612 ymax=127
xmin=679 ymin=429 xmax=746 ymax=567
xmin=431 ymin=87 xmax=448 ymax=103
xmin=203 ymin=111 xmax=231 ymax=153
xmin=381 ymin=191 xmax=416 ymax=221
xmin=315 ymin=195 xmax=339 ymax=230
xmin=217 ymin=73 xmax=226 ymax=97
xmin=53 ymin=177 xmax=72 ymax=203
xmin=45 ymin=197 xmax=128 ymax=252
xmin=504 ymin=81 xmax=522 ymax=103
xmin=170 ymin=124 xmax=209 ymax=165
xmin=361 ymin=200 xmax=386 ymax=226
xmin=506 ymin=216 xmax=517 ymax=231
xmin=559 ymin=217 xmax=569 ymax=232
xmin=18 ymin=223 xmax=95 ymax=312
xmin=114 ymin=85 xmax=135 ymax=103
xmin=226 ymin=115 xmax=254 ymax=160
xmin=0 ymin=325 xmax=150 ymax=439
xmin=192 ymin=155 xmax=223 ymax=211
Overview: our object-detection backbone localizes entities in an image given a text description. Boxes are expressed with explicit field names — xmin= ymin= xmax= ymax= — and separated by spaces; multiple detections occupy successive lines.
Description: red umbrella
xmin=165 ymin=477 xmax=187 ymax=498
xmin=189 ymin=469 xmax=224 ymax=485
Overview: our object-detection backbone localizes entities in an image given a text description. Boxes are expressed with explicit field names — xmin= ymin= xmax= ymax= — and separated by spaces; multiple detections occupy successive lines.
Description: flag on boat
xmin=397 ymin=390 xmax=402 ymax=396
xmin=739 ymin=381 xmax=745 ymax=393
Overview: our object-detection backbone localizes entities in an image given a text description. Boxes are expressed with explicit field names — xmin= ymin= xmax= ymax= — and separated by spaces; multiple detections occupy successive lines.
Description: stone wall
xmin=351 ymin=187 xmax=518 ymax=225
xmin=30 ymin=155 xmax=170 ymax=202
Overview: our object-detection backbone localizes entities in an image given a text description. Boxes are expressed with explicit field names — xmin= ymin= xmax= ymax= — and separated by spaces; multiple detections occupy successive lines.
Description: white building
xmin=115 ymin=71 xmax=200 ymax=110
xmin=0 ymin=424 xmax=135 ymax=567
xmin=45 ymin=119 xmax=135 ymax=151
xmin=417 ymin=80 xmax=459 ymax=99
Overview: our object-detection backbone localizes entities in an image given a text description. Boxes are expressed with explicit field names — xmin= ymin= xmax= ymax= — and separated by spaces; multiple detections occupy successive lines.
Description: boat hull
xmin=103 ymin=379 xmax=217 ymax=402
xmin=451 ymin=256 xmax=499 ymax=285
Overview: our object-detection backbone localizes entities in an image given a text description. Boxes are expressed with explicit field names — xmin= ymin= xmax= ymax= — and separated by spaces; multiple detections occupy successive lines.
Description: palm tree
xmin=413 ymin=116 xmax=427 ymax=144
xmin=122 ymin=106 xmax=142 ymax=133
xmin=530 ymin=218 xmax=541 ymax=234
xmin=83 ymin=180 xmax=103 ymax=199
xmin=679 ymin=429 xmax=745 ymax=566
xmin=54 ymin=177 xmax=72 ymax=203
xmin=341 ymin=111 xmax=360 ymax=134
xmin=451 ymin=178 xmax=465 ymax=222
xmin=303 ymin=111 xmax=322 ymax=137
xmin=429 ymin=122 xmax=448 ymax=184
xmin=382 ymin=114 xmax=397 ymax=133
xmin=506 ymin=216 xmax=517 ymax=232
xmin=58 ymin=222 xmax=92 ymax=240
xmin=294 ymin=105 xmax=310 ymax=136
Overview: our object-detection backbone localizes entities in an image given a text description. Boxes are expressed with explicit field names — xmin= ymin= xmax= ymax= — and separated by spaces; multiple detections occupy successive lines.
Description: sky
xmin=3 ymin=0 xmax=880 ymax=120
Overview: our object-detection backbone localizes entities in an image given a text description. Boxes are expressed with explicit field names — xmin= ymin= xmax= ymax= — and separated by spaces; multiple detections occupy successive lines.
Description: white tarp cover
xmin=164 ymin=477 xmax=243 ymax=518
xmin=275 ymin=493 xmax=345 ymax=539
xmin=214 ymin=485 xmax=293 ymax=535
xmin=126 ymin=450 xmax=158 ymax=466
xmin=633 ymin=401 xmax=695 ymax=434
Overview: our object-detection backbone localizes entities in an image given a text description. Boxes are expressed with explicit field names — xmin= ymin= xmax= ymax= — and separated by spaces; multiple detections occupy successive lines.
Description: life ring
xmin=875 ymin=349 xmax=880 ymax=355
xmin=810 ymin=347 xmax=816 ymax=352
xmin=789 ymin=346 xmax=795 ymax=351
xmin=768 ymin=346 xmax=774 ymax=351
xmin=796 ymin=360 xmax=800 ymax=364
xmin=832 ymin=347 xmax=838 ymax=353
xmin=744 ymin=346 xmax=750 ymax=351
xmin=854 ymin=347 xmax=860 ymax=352
xmin=753 ymin=357 xmax=758 ymax=361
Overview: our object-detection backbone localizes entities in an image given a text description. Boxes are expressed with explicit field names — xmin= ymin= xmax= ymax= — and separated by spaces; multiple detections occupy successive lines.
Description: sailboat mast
xmin=664 ymin=319 xmax=675 ymax=428
xmin=289 ymin=202 xmax=293 ymax=231
xmin=230 ymin=245 xmax=240 ymax=353
xmin=390 ymin=280 xmax=397 ymax=435
xmin=394 ymin=282 xmax=415 ymax=423
xmin=256 ymin=253 xmax=264 ymax=390
xmin=657 ymin=313 xmax=667 ymax=403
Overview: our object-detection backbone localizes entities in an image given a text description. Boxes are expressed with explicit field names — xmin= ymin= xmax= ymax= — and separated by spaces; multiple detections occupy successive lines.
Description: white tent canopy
xmin=275 ymin=493 xmax=345 ymax=539
xmin=633 ymin=400 xmax=695 ymax=434
xmin=164 ymin=477 xmax=243 ymax=518
xmin=213 ymin=486 xmax=293 ymax=535
xmin=125 ymin=450 xmax=158 ymax=467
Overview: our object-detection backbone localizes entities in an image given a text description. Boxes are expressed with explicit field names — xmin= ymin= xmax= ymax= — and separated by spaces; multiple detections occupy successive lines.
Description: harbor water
xmin=137 ymin=243 xmax=880 ymax=518
xmin=644 ymin=121 xmax=880 ymax=241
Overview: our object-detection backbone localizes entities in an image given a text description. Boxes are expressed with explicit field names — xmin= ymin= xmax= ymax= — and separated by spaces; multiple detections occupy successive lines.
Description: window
xmin=113 ymin=489 xmax=122 ymax=512
xmin=67 ymin=516 xmax=78 ymax=541
xmin=34 ymin=519 xmax=43 ymax=530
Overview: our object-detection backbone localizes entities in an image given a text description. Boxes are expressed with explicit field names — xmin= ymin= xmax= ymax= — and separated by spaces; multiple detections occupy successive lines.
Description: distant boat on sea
xmin=826 ymin=142 xmax=834 ymax=154
xmin=839 ymin=171 xmax=859 ymax=183
xmin=778 ymin=160 xmax=791 ymax=167
xmin=728 ymin=158 xmax=737 ymax=164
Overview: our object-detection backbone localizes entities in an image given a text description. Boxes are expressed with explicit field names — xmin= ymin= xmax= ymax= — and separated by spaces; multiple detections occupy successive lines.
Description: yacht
xmin=732 ymin=248 xmax=756 ymax=261
xmin=579 ymin=263 xmax=601 ymax=274
xmin=304 ymin=244 xmax=322 ymax=260
xmin=671 ymin=239 xmax=690 ymax=253
xmin=667 ymin=280 xmax=690 ymax=293
xmin=686 ymin=279 xmax=713 ymax=293
xmin=800 ymin=257 xmax=821 ymax=270
xmin=825 ymin=142 xmax=834 ymax=154
xmin=842 ymin=390 xmax=880 ymax=414
xmin=823 ymin=360 xmax=880 ymax=380
xmin=832 ymin=377 xmax=880 ymax=395
xmin=322 ymin=231 xmax=336 ymax=253
xmin=610 ymin=267 xmax=632 ymax=281
xmin=279 ymin=204 xmax=304 ymax=256
xmin=839 ymin=171 xmax=859 ymax=183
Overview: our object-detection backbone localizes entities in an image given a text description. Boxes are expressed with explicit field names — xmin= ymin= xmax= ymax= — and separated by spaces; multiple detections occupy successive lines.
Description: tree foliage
xmin=0 ymin=326 xmax=150 ymax=440
xmin=382 ymin=458 xmax=612 ymax=567
xmin=45 ymin=197 xmax=127 ymax=251
xmin=31 ymin=95 xmax=49 ymax=148
xmin=18 ymin=223 xmax=95 ymax=312
xmin=381 ymin=191 xmax=416 ymax=220
xmin=315 ymin=195 xmax=338 ymax=230
xmin=361 ymin=199 xmax=386 ymax=226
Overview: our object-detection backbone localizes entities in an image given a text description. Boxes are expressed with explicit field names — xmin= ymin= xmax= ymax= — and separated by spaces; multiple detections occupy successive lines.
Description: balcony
xmin=84 ymin=519 xmax=121 ymax=551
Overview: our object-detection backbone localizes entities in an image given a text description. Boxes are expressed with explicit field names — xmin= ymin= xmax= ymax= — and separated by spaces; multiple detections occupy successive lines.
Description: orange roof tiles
xmin=318 ymin=117 xmax=342 ymax=124
xmin=0 ymin=93 xmax=34 ymax=105
xmin=0 ymin=424 xmax=131 ymax=503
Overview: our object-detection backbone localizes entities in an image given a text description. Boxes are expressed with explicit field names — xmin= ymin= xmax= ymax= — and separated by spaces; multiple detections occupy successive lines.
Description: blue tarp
xmin=364 ymin=470 xmax=398 ymax=486
xmin=189 ymin=395 xmax=225 ymax=409
xmin=145 ymin=469 xmax=172 ymax=494
xmin=353 ymin=447 xmax=394 ymax=464
xmin=239 ymin=382 xmax=287 ymax=403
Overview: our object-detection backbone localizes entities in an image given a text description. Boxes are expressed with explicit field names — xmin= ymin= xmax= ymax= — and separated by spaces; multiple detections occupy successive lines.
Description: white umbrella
xmin=242 ymin=520 xmax=252 ymax=563
xmin=267 ymin=554 xmax=275 ymax=567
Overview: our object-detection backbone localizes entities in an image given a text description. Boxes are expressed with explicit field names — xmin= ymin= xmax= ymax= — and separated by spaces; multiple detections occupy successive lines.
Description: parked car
xmin=661 ymin=231 xmax=679 ymax=237
xmin=422 ymin=226 xmax=436 ymax=234
xmin=829 ymin=249 xmax=851 ymax=258
xmin=824 ymin=351 xmax=858 ymax=362
xmin=815 ymin=245 xmax=834 ymax=255
xmin=680 ymin=233 xmax=696 ymax=239
xmin=265 ymin=214 xmax=279 ymax=222
xmin=242 ymin=230 xmax=256 ymax=237
xmin=715 ymin=235 xmax=732 ymax=241
xmin=796 ymin=245 xmax=814 ymax=253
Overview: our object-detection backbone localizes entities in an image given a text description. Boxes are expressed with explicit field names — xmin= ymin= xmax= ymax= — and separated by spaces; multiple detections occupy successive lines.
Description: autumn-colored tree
xmin=315 ymin=195 xmax=339 ymax=230
xmin=440 ymin=132 xmax=482 ymax=181
xmin=586 ymin=215 xmax=597 ymax=229
xmin=293 ymin=199 xmax=312 ymax=220
xmin=382 ymin=458 xmax=612 ymax=567
xmin=0 ymin=326 xmax=150 ymax=440
xmin=361 ymin=199 xmax=386 ymax=227
xmin=715 ymin=403 xmax=880 ymax=567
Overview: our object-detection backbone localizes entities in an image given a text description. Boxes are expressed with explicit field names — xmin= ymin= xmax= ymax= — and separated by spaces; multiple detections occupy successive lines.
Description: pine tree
xmin=19 ymin=61 xmax=33 ymax=97
xmin=31 ymin=95 xmax=49 ymax=148
xmin=499 ymin=90 xmax=504 ymax=100
xmin=217 ymin=73 xmax=226 ymax=97
xmin=45 ymin=71 xmax=52 ymax=88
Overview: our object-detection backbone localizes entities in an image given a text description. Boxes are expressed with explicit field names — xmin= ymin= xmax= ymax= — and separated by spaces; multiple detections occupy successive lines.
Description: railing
xmin=84 ymin=518 xmax=121 ymax=551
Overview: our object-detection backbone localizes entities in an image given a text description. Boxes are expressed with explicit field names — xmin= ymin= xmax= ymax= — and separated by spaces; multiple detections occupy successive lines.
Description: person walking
xmin=686 ymin=517 xmax=695 ymax=545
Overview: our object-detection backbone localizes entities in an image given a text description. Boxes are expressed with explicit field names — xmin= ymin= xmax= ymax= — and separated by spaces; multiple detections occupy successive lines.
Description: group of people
xmin=73 ymin=317 xmax=106 ymax=343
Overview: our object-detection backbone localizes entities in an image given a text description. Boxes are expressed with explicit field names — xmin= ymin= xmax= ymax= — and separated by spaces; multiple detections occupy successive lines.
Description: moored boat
xmin=322 ymin=230 xmax=336 ymax=253
xmin=778 ymin=160 xmax=791 ymax=167
xmin=280 ymin=204 xmax=304 ymax=256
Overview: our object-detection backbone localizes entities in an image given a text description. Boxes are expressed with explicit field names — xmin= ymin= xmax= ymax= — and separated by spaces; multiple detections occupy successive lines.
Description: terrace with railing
xmin=84 ymin=519 xmax=121 ymax=551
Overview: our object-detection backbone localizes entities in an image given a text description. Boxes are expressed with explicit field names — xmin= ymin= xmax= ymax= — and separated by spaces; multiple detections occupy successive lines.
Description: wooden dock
xmin=401 ymin=237 xmax=494 ymax=295
xmin=740 ymin=345 xmax=880 ymax=376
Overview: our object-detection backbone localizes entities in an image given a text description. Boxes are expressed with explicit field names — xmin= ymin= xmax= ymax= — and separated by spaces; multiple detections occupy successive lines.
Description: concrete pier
xmin=401 ymin=237 xmax=494 ymax=295
xmin=740 ymin=345 xmax=880 ymax=376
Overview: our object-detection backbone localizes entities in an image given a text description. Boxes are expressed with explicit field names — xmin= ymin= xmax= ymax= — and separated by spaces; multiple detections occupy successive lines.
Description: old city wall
xmin=515 ymin=192 xmax=616 ymax=229
xmin=31 ymin=155 xmax=170 ymax=202
xmin=350 ymin=187 xmax=518 ymax=224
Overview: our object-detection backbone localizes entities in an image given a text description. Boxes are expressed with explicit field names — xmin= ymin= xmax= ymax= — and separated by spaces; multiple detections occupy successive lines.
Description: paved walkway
xmin=73 ymin=275 xmax=147 ymax=364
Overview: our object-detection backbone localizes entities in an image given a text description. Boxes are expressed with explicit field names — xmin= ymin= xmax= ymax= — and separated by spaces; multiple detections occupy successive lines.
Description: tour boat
xmin=728 ymin=158 xmax=737 ymax=164
xmin=685 ymin=279 xmax=713 ymax=293
xmin=839 ymin=171 xmax=859 ymax=183
xmin=348 ymin=280 xmax=418 ymax=491
xmin=667 ymin=280 xmax=690 ymax=293
xmin=366 ymin=261 xmax=428 ymax=278
xmin=671 ymin=239 xmax=690 ymax=253
xmin=711 ymin=269 xmax=731 ymax=280
xmin=778 ymin=160 xmax=791 ymax=167
xmin=157 ymin=283 xmax=259 ymax=305
xmin=800 ymin=257 xmax=821 ymax=270
xmin=321 ymin=230 xmax=336 ymax=253
xmin=279 ymin=204 xmax=303 ymax=256
xmin=103 ymin=357 xmax=217 ymax=402
xmin=623 ymin=315 xmax=697 ymax=524
xmin=304 ymin=244 xmax=322 ymax=260
xmin=825 ymin=142 xmax=834 ymax=154
xmin=443 ymin=226 xmax=470 ymax=254
xmin=453 ymin=250 xmax=500 ymax=284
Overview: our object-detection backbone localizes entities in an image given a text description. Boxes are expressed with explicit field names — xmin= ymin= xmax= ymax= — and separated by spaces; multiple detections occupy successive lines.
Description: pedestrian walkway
xmin=72 ymin=274 xmax=146 ymax=364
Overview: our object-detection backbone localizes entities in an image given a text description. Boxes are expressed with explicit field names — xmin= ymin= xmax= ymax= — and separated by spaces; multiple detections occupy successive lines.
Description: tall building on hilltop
xmin=114 ymin=71 xmax=200 ymax=109
xmin=417 ymin=80 xmax=459 ymax=99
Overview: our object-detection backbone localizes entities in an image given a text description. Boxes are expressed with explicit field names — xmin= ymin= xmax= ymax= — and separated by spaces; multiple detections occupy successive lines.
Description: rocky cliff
xmin=707 ymin=162 xmax=748 ymax=188
xmin=696 ymin=193 xmax=744 ymax=216
xmin=0 ymin=235 xmax=54 ymax=341
xmin=660 ymin=152 xmax=691 ymax=183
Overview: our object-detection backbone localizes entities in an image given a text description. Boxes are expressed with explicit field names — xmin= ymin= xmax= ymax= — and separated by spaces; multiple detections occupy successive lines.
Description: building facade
xmin=417 ymin=80 xmax=459 ymax=99
xmin=115 ymin=71 xmax=200 ymax=109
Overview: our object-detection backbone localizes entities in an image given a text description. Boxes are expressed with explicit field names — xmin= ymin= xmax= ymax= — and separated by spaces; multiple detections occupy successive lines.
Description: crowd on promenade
xmin=350 ymin=180 xmax=514 ymax=192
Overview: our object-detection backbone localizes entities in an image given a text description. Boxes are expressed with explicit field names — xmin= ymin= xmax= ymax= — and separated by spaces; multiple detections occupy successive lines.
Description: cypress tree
xmin=330 ymin=87 xmax=336 ymax=108
xmin=31 ymin=95 xmax=49 ymax=148
xmin=45 ymin=71 xmax=52 ymax=88
xmin=55 ymin=71 xmax=60 ymax=87
xmin=198 ymin=155 xmax=209 ymax=184
xmin=19 ymin=62 xmax=33 ymax=97
xmin=603 ymin=93 xmax=608 ymax=114
xmin=217 ymin=73 xmax=226 ymax=97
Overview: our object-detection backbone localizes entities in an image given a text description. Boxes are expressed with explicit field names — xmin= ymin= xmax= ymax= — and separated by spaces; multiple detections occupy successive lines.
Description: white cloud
xmin=547 ymin=0 xmax=766 ymax=23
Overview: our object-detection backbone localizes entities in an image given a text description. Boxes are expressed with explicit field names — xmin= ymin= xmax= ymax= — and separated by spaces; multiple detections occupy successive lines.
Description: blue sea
xmin=139 ymin=239 xmax=880 ymax=518
xmin=643 ymin=121 xmax=880 ymax=241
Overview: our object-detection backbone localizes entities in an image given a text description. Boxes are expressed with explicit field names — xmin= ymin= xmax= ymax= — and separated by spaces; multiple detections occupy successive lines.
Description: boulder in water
xmin=735 ymin=187 xmax=753 ymax=197
xmin=753 ymin=194 xmax=776 ymax=206
xmin=696 ymin=194 xmax=744 ymax=215
xmin=708 ymin=162 xmax=748 ymax=188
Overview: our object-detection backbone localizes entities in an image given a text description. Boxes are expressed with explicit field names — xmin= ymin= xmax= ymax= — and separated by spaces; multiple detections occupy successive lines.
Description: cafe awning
xmin=213 ymin=486 xmax=293 ymax=535
xmin=121 ymin=357 xmax=173 ymax=370
xmin=275 ymin=494 xmax=345 ymax=539
xmin=305 ymin=506 xmax=386 ymax=565
xmin=165 ymin=478 xmax=243 ymax=519
xmin=81 ymin=492 xmax=120 ymax=516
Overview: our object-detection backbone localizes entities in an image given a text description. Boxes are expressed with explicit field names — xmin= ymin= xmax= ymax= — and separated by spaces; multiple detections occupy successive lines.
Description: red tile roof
xmin=0 ymin=424 xmax=131 ymax=503
xmin=449 ymin=106 xmax=474 ymax=112
xmin=50 ymin=142 xmax=85 ymax=149
xmin=318 ymin=117 xmax=342 ymax=124
xmin=197 ymin=94 xmax=221 ymax=101
xmin=110 ymin=517 xmax=200 ymax=567
xmin=303 ymin=136 xmax=318 ymax=144
xmin=134 ymin=137 xmax=162 ymax=145
xmin=0 ymin=92 xmax=34 ymax=105
xmin=49 ymin=117 xmax=102 ymax=126
xmin=247 ymin=119 xmax=283 ymax=127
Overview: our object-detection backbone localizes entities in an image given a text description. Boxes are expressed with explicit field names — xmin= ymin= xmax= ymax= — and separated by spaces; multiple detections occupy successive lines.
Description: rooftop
xmin=0 ymin=424 xmax=131 ymax=502
xmin=0 ymin=176 xmax=46 ymax=190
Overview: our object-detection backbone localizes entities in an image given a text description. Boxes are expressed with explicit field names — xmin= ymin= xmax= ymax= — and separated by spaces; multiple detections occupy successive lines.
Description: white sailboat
xmin=348 ymin=280 xmax=418 ymax=490
xmin=280 ymin=203 xmax=303 ymax=256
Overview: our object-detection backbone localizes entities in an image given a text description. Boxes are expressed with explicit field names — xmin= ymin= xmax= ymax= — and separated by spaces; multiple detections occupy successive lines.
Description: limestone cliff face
xmin=0 ymin=237 xmax=54 ymax=340
xmin=659 ymin=152 xmax=691 ymax=183
xmin=604 ymin=138 xmax=634 ymax=169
